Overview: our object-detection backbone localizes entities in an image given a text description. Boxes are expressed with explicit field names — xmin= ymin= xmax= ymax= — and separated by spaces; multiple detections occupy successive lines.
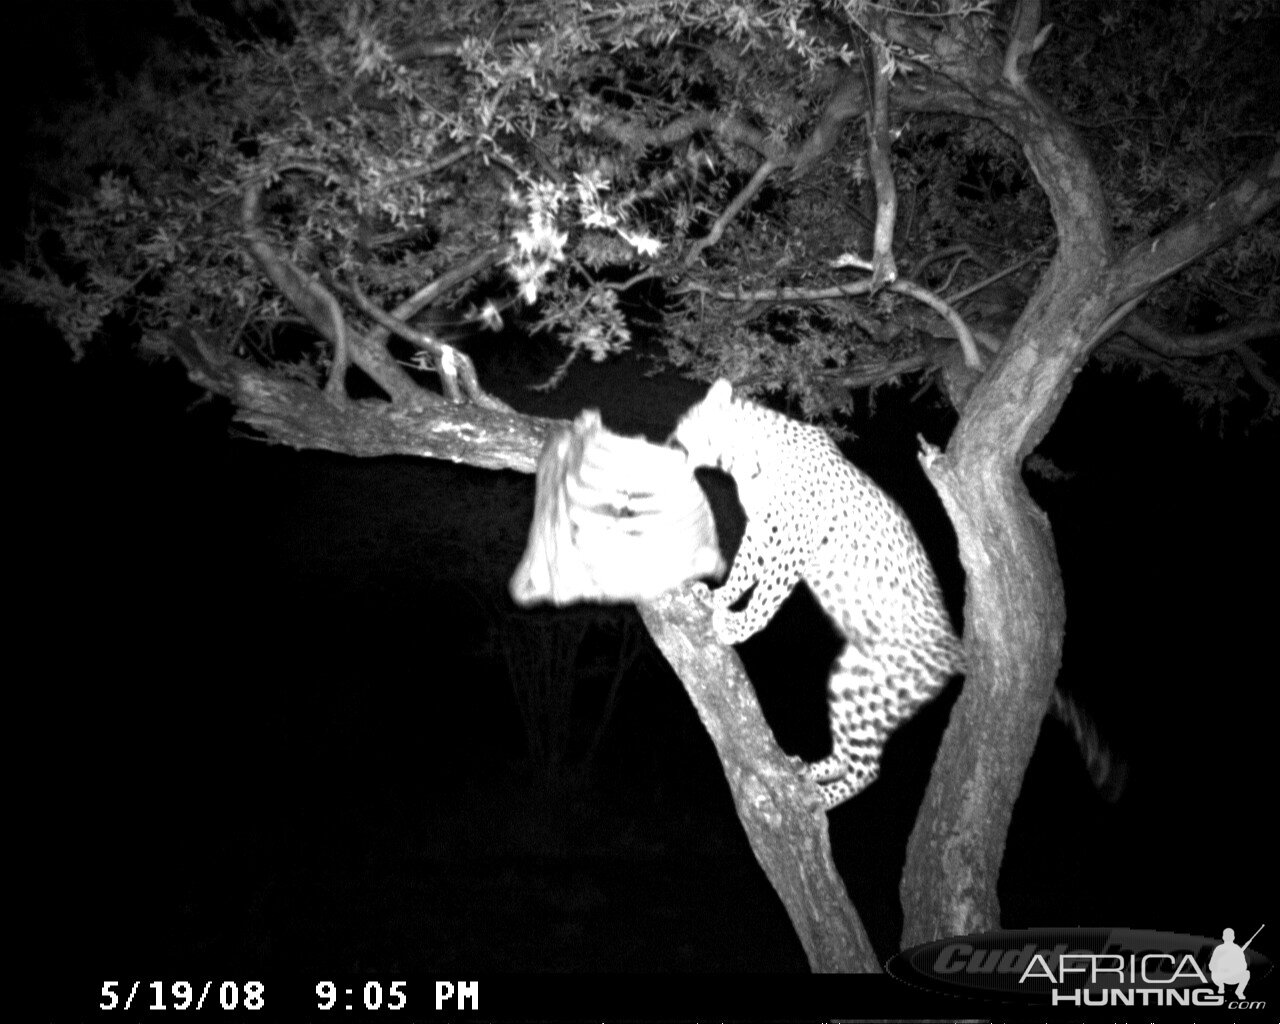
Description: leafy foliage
xmin=6 ymin=0 xmax=1276 ymax=419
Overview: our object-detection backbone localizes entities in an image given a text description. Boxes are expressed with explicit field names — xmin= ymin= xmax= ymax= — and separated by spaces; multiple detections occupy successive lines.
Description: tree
xmin=10 ymin=0 xmax=1277 ymax=972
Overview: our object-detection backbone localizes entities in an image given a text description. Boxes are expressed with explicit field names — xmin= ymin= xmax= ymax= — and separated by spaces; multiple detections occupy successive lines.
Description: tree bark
xmin=894 ymin=18 xmax=1279 ymax=944
xmin=888 ymin=9 xmax=1115 ymax=938
xmin=173 ymin=328 xmax=552 ymax=471
xmin=637 ymin=590 xmax=877 ymax=972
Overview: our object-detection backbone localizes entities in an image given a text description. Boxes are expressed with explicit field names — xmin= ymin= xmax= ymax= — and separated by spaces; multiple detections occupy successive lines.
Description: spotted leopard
xmin=672 ymin=380 xmax=1129 ymax=808
xmin=671 ymin=379 xmax=968 ymax=810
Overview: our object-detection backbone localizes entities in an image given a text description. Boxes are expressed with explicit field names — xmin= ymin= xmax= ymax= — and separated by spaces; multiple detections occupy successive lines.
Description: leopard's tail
xmin=1049 ymin=688 xmax=1128 ymax=803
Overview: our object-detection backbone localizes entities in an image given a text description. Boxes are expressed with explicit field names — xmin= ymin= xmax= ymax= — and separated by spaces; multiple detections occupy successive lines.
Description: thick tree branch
xmin=862 ymin=9 xmax=1114 ymax=948
xmin=1117 ymin=312 xmax=1280 ymax=359
xmin=1105 ymin=335 xmax=1253 ymax=394
xmin=635 ymin=590 xmax=878 ymax=972
xmin=1104 ymin=312 xmax=1280 ymax=404
xmin=170 ymin=326 xmax=550 ymax=470
xmin=1105 ymin=149 xmax=1280 ymax=316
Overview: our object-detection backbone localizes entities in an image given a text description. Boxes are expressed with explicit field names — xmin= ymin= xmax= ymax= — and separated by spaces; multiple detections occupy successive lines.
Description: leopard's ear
xmin=708 ymin=378 xmax=734 ymax=405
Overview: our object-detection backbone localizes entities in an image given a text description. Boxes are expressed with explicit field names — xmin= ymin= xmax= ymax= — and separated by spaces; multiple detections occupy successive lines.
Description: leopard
xmin=670 ymin=378 xmax=967 ymax=811
xmin=672 ymin=379 xmax=1128 ymax=808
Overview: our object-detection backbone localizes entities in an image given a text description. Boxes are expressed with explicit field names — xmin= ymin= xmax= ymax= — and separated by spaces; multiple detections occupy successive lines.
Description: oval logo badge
xmin=886 ymin=926 xmax=1271 ymax=1008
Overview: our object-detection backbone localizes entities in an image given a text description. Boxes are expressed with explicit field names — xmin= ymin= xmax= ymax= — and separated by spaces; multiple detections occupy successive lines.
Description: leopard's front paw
xmin=689 ymin=580 xmax=713 ymax=601
xmin=784 ymin=756 xmax=828 ymax=813
xmin=711 ymin=605 xmax=750 ymax=645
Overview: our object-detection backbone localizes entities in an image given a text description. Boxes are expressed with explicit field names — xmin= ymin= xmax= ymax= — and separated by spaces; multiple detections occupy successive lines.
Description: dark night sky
xmin=20 ymin=315 xmax=1277 ymax=982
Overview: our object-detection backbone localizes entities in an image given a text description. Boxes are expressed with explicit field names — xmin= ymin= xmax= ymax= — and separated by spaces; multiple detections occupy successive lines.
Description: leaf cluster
xmin=5 ymin=0 xmax=1275 ymax=422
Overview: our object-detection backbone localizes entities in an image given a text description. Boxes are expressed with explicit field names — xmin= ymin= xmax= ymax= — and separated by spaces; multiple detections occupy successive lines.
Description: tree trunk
xmin=887 ymin=6 xmax=1122 ymax=937
xmin=898 ymin=64 xmax=1278 ymax=944
xmin=903 ymin=397 xmax=1068 ymax=942
xmin=638 ymin=590 xmax=878 ymax=972
xmin=901 ymin=221 xmax=1115 ymax=945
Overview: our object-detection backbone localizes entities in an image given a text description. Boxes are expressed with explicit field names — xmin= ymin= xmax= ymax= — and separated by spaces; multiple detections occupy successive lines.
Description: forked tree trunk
xmin=896 ymin=78 xmax=1278 ymax=943
xmin=903 ymin=293 xmax=1088 ymax=943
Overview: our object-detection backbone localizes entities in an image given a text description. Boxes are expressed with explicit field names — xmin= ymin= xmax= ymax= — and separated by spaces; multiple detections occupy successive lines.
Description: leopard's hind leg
xmin=804 ymin=639 xmax=954 ymax=810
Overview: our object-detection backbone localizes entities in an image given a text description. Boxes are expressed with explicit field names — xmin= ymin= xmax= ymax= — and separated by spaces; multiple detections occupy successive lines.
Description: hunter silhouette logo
xmin=1211 ymin=925 xmax=1263 ymax=999
xmin=887 ymin=925 xmax=1271 ymax=1009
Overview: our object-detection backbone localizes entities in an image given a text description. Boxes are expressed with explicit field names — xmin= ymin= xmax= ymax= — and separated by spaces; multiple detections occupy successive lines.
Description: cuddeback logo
xmin=886 ymin=925 xmax=1270 ymax=1009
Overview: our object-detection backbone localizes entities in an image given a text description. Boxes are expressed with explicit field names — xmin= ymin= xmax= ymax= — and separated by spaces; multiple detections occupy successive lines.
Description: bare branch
xmin=239 ymin=182 xmax=423 ymax=406
xmin=891 ymin=279 xmax=982 ymax=369
xmin=370 ymin=246 xmax=512 ymax=349
xmin=832 ymin=353 xmax=937 ymax=391
xmin=320 ymin=275 xmax=349 ymax=401
xmin=676 ymin=279 xmax=876 ymax=304
xmin=1234 ymin=341 xmax=1280 ymax=405
xmin=680 ymin=273 xmax=981 ymax=369
xmin=864 ymin=39 xmax=899 ymax=291
xmin=789 ymin=69 xmax=866 ymax=181
xmin=911 ymin=244 xmax=992 ymax=282
xmin=944 ymin=247 xmax=1047 ymax=306
xmin=1105 ymin=334 xmax=1272 ymax=403
xmin=340 ymin=277 xmax=514 ymax=413
xmin=683 ymin=159 xmax=781 ymax=266
xmin=1002 ymin=0 xmax=1045 ymax=88
xmin=1116 ymin=312 xmax=1280 ymax=358
xmin=378 ymin=146 xmax=477 ymax=189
